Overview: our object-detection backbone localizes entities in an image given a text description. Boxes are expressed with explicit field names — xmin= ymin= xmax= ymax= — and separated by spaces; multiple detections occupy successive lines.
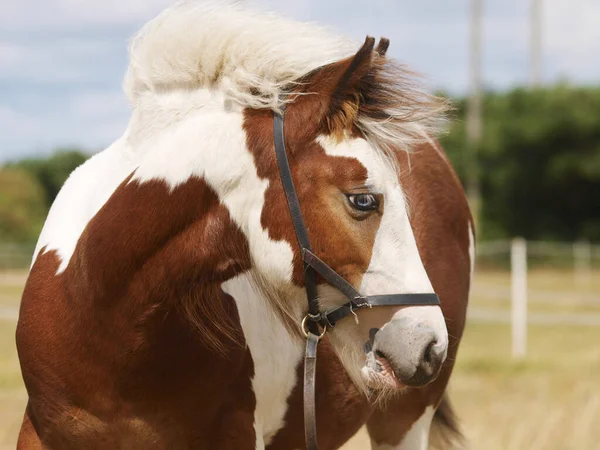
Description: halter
xmin=273 ymin=109 xmax=440 ymax=450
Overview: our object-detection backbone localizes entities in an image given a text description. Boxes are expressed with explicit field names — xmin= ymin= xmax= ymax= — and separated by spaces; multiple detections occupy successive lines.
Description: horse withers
xmin=16 ymin=2 xmax=473 ymax=449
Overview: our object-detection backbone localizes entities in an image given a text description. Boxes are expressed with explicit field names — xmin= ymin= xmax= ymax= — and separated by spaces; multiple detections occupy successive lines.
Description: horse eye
xmin=347 ymin=194 xmax=379 ymax=211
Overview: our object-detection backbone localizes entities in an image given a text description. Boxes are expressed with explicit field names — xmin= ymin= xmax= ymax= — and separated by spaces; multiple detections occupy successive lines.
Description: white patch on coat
xmin=32 ymin=135 xmax=137 ymax=273
xmin=129 ymin=90 xmax=294 ymax=289
xmin=316 ymin=135 xmax=448 ymax=390
xmin=223 ymin=273 xmax=303 ymax=447
xmin=370 ymin=406 xmax=435 ymax=450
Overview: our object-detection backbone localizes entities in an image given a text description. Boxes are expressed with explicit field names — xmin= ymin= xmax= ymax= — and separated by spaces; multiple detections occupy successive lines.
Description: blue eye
xmin=347 ymin=194 xmax=379 ymax=211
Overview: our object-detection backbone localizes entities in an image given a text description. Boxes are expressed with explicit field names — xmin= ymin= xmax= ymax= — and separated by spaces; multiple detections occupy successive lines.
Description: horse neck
xmin=64 ymin=87 xmax=303 ymax=353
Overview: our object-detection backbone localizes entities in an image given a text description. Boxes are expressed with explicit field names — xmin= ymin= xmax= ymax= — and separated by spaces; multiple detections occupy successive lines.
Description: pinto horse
xmin=16 ymin=2 xmax=473 ymax=449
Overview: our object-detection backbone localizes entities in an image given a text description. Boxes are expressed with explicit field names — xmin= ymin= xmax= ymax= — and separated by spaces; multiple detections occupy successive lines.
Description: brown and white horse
xmin=16 ymin=2 xmax=473 ymax=449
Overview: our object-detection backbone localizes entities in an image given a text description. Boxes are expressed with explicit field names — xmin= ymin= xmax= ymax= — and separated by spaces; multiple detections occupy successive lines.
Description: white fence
xmin=2 ymin=239 xmax=599 ymax=360
xmin=472 ymin=238 xmax=600 ymax=358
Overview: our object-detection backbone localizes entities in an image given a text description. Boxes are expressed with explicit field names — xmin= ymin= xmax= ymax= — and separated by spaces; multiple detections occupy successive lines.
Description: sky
xmin=1 ymin=0 xmax=599 ymax=162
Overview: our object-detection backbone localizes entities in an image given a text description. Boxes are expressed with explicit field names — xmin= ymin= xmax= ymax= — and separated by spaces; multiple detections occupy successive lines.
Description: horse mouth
xmin=361 ymin=351 xmax=405 ymax=390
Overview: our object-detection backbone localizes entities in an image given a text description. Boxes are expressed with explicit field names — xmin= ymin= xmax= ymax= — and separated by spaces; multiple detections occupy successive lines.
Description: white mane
xmin=124 ymin=0 xmax=446 ymax=149
xmin=125 ymin=0 xmax=356 ymax=111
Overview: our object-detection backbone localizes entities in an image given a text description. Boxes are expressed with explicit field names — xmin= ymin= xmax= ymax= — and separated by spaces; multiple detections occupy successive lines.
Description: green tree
xmin=0 ymin=167 xmax=47 ymax=243
xmin=11 ymin=149 xmax=88 ymax=209
xmin=440 ymin=85 xmax=600 ymax=241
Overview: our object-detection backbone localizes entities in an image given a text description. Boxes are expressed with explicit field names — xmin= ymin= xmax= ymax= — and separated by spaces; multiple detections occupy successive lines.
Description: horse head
xmin=239 ymin=38 xmax=449 ymax=396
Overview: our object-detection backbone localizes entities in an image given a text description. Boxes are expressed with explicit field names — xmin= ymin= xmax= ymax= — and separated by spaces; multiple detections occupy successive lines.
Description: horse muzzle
xmin=365 ymin=316 xmax=448 ymax=389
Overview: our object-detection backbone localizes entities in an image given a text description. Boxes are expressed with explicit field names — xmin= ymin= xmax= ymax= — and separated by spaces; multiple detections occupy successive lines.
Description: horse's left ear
xmin=290 ymin=36 xmax=390 ymax=140
xmin=323 ymin=36 xmax=377 ymax=138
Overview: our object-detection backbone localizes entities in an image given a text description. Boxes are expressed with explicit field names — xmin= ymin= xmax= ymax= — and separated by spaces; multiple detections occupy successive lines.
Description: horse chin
xmin=361 ymin=351 xmax=406 ymax=392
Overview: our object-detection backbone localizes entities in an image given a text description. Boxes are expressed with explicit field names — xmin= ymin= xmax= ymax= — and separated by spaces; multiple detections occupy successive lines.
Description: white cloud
xmin=0 ymin=105 xmax=39 ymax=136
xmin=0 ymin=89 xmax=130 ymax=161
xmin=0 ymin=105 xmax=52 ymax=161
xmin=0 ymin=43 xmax=21 ymax=66
xmin=67 ymin=90 xmax=130 ymax=120
xmin=0 ymin=39 xmax=122 ymax=84
xmin=545 ymin=0 xmax=600 ymax=82
xmin=0 ymin=0 xmax=174 ymax=30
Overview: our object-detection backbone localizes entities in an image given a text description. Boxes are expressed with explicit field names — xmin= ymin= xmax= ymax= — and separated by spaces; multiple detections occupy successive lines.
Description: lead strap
xmin=304 ymin=332 xmax=320 ymax=450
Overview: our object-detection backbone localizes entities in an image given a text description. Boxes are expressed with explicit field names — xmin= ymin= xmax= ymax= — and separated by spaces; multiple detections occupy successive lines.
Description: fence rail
xmin=468 ymin=308 xmax=600 ymax=327
xmin=0 ymin=243 xmax=35 ymax=270
xmin=473 ymin=237 xmax=600 ymax=358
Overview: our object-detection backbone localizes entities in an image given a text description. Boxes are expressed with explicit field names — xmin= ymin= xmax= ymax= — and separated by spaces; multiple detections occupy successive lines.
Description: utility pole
xmin=530 ymin=0 xmax=542 ymax=86
xmin=466 ymin=0 xmax=483 ymax=222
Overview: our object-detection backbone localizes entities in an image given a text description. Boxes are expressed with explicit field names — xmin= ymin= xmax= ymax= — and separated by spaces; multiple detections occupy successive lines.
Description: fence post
xmin=511 ymin=237 xmax=527 ymax=358
xmin=574 ymin=240 xmax=592 ymax=289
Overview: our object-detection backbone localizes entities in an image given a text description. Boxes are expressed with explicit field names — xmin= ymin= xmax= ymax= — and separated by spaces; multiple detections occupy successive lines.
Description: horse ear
xmin=323 ymin=36 xmax=376 ymax=138
xmin=290 ymin=36 xmax=392 ymax=140
xmin=375 ymin=37 xmax=390 ymax=56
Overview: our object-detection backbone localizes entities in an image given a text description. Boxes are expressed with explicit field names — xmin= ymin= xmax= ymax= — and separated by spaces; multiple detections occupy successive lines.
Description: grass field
xmin=1 ymin=270 xmax=599 ymax=449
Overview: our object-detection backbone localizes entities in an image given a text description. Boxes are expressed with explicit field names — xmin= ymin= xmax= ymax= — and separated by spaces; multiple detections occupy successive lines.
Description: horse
xmin=15 ymin=2 xmax=473 ymax=449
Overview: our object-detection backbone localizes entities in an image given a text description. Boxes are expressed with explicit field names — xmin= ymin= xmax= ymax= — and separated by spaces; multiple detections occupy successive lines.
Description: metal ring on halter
xmin=301 ymin=315 xmax=327 ymax=339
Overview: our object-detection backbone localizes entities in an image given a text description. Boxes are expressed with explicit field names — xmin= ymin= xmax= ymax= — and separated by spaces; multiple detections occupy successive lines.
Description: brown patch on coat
xmin=16 ymin=176 xmax=257 ymax=448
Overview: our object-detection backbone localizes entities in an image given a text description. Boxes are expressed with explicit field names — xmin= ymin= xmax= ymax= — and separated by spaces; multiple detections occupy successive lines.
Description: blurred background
xmin=1 ymin=1 xmax=599 ymax=449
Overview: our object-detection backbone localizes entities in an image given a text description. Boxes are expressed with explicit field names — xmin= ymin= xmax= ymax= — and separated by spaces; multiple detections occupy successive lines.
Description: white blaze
xmin=317 ymin=135 xmax=448 ymax=381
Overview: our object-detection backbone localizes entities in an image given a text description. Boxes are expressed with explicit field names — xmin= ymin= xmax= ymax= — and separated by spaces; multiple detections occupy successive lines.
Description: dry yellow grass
xmin=0 ymin=320 xmax=24 ymax=450
xmin=342 ymin=268 xmax=600 ymax=450
xmin=342 ymin=323 xmax=600 ymax=450
xmin=447 ymin=322 xmax=600 ymax=450
xmin=2 ymin=270 xmax=599 ymax=449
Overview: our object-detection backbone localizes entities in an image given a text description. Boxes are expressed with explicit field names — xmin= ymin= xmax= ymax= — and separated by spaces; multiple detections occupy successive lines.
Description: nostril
xmin=422 ymin=340 xmax=437 ymax=364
